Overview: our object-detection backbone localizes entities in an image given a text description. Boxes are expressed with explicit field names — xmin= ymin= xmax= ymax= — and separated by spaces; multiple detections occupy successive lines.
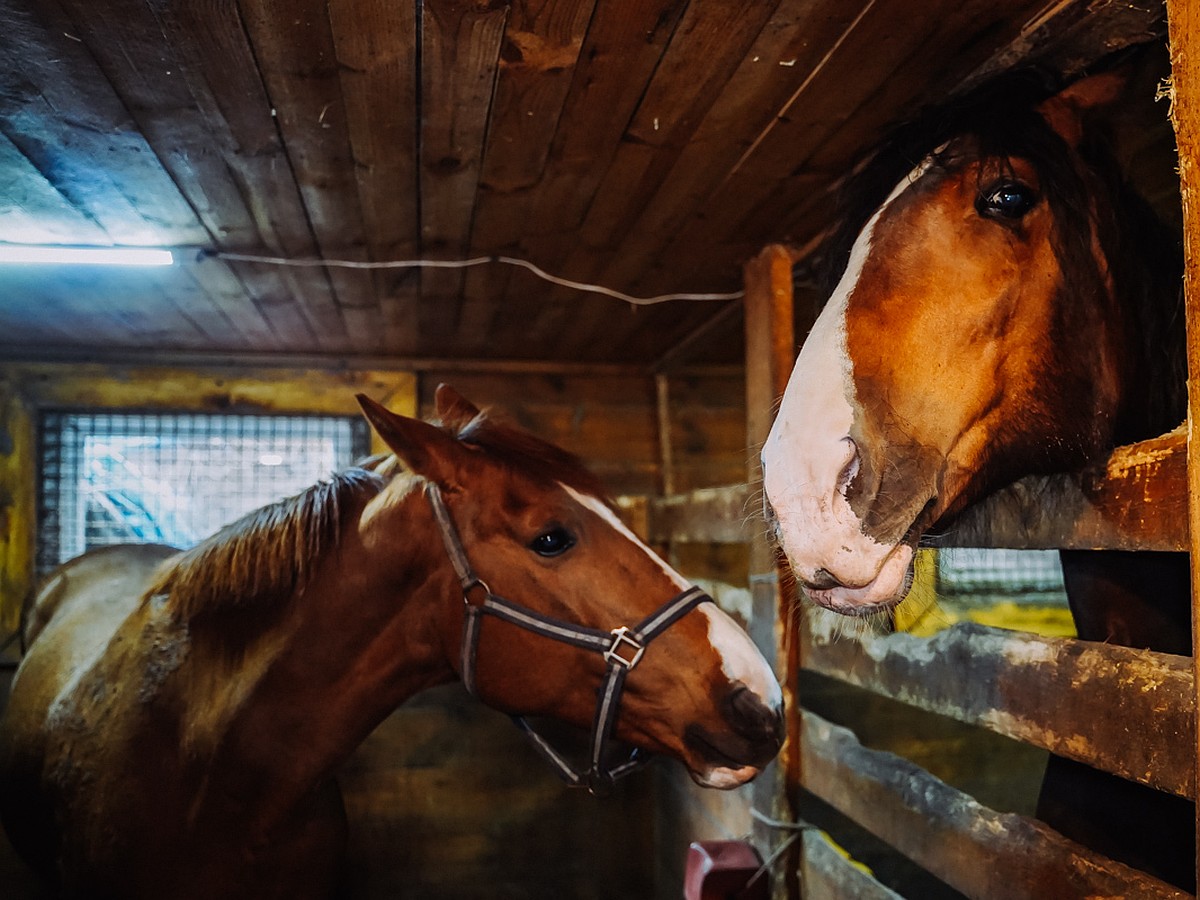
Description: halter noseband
xmin=425 ymin=482 xmax=711 ymax=794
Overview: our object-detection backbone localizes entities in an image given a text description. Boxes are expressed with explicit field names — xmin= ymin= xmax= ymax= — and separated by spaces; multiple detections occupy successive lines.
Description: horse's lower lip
xmin=691 ymin=765 xmax=760 ymax=790
xmin=805 ymin=588 xmax=903 ymax=617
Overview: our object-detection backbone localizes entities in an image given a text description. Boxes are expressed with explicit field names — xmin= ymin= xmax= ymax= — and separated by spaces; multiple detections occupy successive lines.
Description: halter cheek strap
xmin=425 ymin=482 xmax=712 ymax=794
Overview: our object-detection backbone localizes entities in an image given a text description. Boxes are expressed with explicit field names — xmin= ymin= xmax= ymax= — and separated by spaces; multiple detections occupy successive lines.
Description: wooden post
xmin=743 ymin=244 xmax=800 ymax=897
xmin=1166 ymin=0 xmax=1200 ymax=887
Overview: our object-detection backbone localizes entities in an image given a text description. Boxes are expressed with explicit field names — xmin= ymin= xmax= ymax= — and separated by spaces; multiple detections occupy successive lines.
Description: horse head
xmin=359 ymin=386 xmax=783 ymax=789
xmin=761 ymin=69 xmax=1182 ymax=616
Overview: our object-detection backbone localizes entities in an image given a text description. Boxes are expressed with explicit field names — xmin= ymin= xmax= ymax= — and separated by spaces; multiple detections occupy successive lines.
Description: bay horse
xmin=760 ymin=65 xmax=1191 ymax=886
xmin=0 ymin=385 xmax=783 ymax=900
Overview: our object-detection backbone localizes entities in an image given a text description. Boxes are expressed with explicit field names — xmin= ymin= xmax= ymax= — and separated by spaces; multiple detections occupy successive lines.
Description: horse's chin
xmin=689 ymin=764 xmax=761 ymax=790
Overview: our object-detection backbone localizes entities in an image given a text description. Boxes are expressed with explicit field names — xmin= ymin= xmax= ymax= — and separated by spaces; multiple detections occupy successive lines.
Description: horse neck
xmin=173 ymin=480 xmax=460 ymax=831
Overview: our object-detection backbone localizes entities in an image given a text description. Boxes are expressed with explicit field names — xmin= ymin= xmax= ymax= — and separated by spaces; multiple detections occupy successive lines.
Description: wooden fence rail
xmin=801 ymin=711 xmax=1190 ymax=899
xmin=802 ymin=617 xmax=1195 ymax=798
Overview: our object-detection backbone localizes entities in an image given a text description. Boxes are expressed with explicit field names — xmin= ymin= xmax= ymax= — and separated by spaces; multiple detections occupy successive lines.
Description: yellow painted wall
xmin=0 ymin=362 xmax=416 ymax=634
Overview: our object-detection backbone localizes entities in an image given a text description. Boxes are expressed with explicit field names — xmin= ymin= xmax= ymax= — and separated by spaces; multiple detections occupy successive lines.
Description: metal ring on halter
xmin=461 ymin=577 xmax=491 ymax=607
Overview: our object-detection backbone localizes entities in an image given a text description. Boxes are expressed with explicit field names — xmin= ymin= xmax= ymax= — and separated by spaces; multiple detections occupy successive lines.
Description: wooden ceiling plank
xmin=0 ymin=0 xmax=208 ymax=246
xmin=0 ymin=132 xmax=109 ymax=245
xmin=39 ymin=0 xmax=301 ymax=354
xmin=328 ymin=0 xmax=421 ymax=352
xmin=50 ymin=0 xmax=259 ymax=244
xmin=593 ymin=0 xmax=871 ymax=295
xmin=130 ymin=0 xmax=352 ymax=353
xmin=516 ymin=0 xmax=687 ymax=267
xmin=2 ymin=269 xmax=200 ymax=350
xmin=237 ymin=0 xmax=381 ymax=351
xmin=454 ymin=0 xmax=597 ymax=353
xmin=417 ymin=0 xmax=508 ymax=346
xmin=573 ymin=0 xmax=784 ymax=258
xmin=537 ymin=0 xmax=800 ymax=362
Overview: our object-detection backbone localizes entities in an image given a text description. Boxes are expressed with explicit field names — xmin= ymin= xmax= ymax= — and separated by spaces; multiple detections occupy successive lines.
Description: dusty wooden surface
xmin=1167 ymin=0 xmax=1200 ymax=885
xmin=801 ymin=711 xmax=1191 ymax=900
xmin=803 ymin=615 xmax=1195 ymax=799
xmin=641 ymin=429 xmax=1190 ymax=551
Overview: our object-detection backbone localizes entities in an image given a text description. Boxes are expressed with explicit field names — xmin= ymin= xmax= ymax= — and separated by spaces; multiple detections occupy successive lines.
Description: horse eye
xmin=976 ymin=180 xmax=1037 ymax=220
xmin=530 ymin=527 xmax=575 ymax=558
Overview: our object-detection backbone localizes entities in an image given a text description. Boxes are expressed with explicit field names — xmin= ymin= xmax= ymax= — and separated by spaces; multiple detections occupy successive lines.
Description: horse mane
xmin=816 ymin=65 xmax=1185 ymax=443
xmin=146 ymin=408 xmax=606 ymax=622
xmin=146 ymin=467 xmax=386 ymax=621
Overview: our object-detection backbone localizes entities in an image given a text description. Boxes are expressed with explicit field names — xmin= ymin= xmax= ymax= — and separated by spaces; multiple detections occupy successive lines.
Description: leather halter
xmin=425 ymin=482 xmax=712 ymax=794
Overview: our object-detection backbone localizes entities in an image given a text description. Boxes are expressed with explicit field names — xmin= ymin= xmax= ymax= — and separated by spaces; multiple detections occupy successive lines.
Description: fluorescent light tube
xmin=0 ymin=245 xmax=175 ymax=266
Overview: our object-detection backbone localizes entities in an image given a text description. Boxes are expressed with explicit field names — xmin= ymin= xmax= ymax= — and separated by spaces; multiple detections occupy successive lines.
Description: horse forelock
xmin=455 ymin=416 xmax=610 ymax=502
xmin=146 ymin=467 xmax=387 ymax=621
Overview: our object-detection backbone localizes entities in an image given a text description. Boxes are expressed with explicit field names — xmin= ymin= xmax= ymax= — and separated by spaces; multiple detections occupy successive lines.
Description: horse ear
xmin=356 ymin=394 xmax=462 ymax=484
xmin=434 ymin=383 xmax=482 ymax=432
xmin=1037 ymin=70 xmax=1126 ymax=148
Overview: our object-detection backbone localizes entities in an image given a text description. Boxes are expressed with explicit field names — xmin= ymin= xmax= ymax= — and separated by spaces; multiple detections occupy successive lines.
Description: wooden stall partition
xmin=1168 ymin=0 xmax=1200 ymax=883
xmin=744 ymin=244 xmax=803 ymax=900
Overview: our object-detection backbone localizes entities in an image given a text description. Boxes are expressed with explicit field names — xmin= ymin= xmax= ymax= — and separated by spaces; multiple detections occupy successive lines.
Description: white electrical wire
xmin=211 ymin=251 xmax=744 ymax=306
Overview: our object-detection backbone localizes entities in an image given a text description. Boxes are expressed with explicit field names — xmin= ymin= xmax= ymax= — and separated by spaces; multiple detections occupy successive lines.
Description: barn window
xmin=936 ymin=547 xmax=1067 ymax=597
xmin=36 ymin=411 xmax=370 ymax=573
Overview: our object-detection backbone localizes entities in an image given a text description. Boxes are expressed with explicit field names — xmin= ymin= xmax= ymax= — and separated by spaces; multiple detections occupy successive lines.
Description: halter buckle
xmin=604 ymin=626 xmax=644 ymax=670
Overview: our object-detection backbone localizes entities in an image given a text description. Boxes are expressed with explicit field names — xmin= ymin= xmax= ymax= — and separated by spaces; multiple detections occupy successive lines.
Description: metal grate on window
xmin=38 ymin=411 xmax=370 ymax=573
xmin=935 ymin=547 xmax=1067 ymax=599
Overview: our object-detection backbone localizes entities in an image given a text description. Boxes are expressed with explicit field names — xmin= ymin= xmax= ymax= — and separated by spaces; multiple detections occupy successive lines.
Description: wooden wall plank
xmin=743 ymin=245 xmax=802 ymax=899
xmin=801 ymin=710 xmax=1190 ymax=899
xmin=803 ymin=615 xmax=1195 ymax=799
xmin=416 ymin=371 xmax=660 ymax=496
xmin=1165 ymin=0 xmax=1200 ymax=884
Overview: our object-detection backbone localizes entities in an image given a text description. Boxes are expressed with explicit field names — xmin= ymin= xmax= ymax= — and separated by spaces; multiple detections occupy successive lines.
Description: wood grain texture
xmin=803 ymin=615 xmax=1195 ymax=798
xmin=1165 ymin=0 xmax=1200 ymax=883
xmin=0 ymin=0 xmax=1175 ymax=367
xmin=801 ymin=709 xmax=1191 ymax=899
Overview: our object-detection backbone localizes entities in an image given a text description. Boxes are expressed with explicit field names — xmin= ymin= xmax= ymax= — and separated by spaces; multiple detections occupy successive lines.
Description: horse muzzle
xmin=683 ymin=685 xmax=784 ymax=789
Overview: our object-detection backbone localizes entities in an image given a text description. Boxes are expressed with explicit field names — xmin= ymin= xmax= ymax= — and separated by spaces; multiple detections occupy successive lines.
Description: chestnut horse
xmin=761 ymin=68 xmax=1190 ymax=885
xmin=0 ymin=386 xmax=783 ymax=900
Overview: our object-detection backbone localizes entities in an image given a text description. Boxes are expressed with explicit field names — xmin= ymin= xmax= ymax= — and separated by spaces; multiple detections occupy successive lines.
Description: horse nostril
xmin=728 ymin=686 xmax=785 ymax=757
xmin=807 ymin=567 xmax=844 ymax=591
xmin=837 ymin=437 xmax=860 ymax=493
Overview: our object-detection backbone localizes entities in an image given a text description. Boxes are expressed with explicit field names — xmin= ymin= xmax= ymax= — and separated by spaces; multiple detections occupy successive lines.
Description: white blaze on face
xmin=761 ymin=161 xmax=931 ymax=610
xmin=563 ymin=486 xmax=781 ymax=711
